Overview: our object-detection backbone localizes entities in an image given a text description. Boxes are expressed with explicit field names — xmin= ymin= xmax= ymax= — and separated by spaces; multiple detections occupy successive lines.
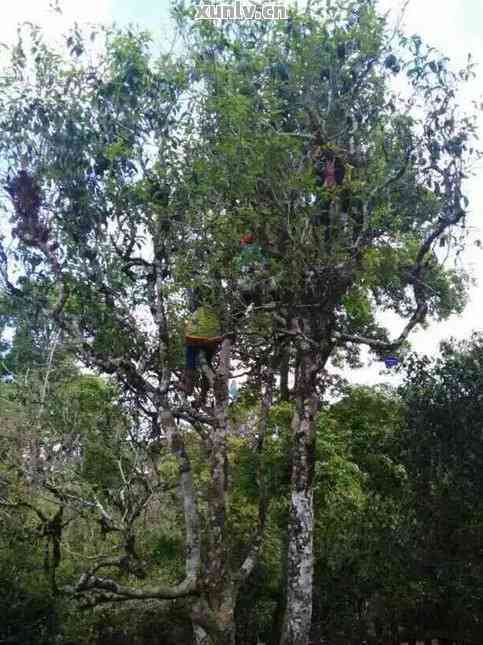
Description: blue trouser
xmin=186 ymin=346 xmax=214 ymax=370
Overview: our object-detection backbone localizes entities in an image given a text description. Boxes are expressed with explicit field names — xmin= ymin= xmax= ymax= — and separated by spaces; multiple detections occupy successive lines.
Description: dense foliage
xmin=2 ymin=336 xmax=483 ymax=643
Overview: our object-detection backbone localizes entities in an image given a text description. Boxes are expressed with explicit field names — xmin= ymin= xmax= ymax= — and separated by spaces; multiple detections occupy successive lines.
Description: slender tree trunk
xmin=280 ymin=350 xmax=319 ymax=645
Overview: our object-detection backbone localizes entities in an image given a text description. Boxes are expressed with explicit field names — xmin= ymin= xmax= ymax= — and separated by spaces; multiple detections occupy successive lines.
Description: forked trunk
xmin=192 ymin=339 xmax=237 ymax=645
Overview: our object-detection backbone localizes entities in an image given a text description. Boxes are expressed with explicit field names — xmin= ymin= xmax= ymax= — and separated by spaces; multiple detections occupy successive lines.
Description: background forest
xmin=0 ymin=1 xmax=482 ymax=644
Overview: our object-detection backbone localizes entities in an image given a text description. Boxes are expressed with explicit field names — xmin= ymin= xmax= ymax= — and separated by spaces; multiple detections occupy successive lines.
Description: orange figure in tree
xmin=323 ymin=159 xmax=337 ymax=189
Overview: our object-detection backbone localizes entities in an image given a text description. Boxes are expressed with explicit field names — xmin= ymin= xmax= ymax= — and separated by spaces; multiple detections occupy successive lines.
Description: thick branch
xmin=69 ymin=572 xmax=197 ymax=600
xmin=335 ymin=300 xmax=427 ymax=351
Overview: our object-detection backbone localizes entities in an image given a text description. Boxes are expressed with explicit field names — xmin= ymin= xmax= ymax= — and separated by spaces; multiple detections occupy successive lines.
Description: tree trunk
xmin=194 ymin=625 xmax=211 ymax=645
xmin=280 ymin=351 xmax=319 ymax=645
xmin=212 ymin=616 xmax=236 ymax=645
xmin=193 ymin=622 xmax=236 ymax=645
xmin=193 ymin=339 xmax=237 ymax=645
xmin=281 ymin=480 xmax=314 ymax=645
xmin=192 ymin=597 xmax=236 ymax=645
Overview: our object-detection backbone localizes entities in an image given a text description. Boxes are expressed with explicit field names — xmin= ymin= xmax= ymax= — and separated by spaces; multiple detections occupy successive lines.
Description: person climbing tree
xmin=179 ymin=304 xmax=223 ymax=398
xmin=322 ymin=154 xmax=346 ymax=189
xmin=311 ymin=145 xmax=353 ymax=243
xmin=235 ymin=233 xmax=269 ymax=305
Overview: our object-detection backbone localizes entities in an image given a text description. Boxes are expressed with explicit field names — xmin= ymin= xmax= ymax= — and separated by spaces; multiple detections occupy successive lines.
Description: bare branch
xmin=172 ymin=406 xmax=216 ymax=427
xmin=335 ymin=301 xmax=428 ymax=351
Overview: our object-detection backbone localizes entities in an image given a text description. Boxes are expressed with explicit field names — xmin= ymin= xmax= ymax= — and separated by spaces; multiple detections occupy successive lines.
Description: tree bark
xmin=193 ymin=625 xmax=211 ymax=645
xmin=193 ymin=622 xmax=236 ymax=645
xmin=193 ymin=339 xmax=238 ymax=645
xmin=280 ymin=350 xmax=319 ymax=645
xmin=192 ymin=597 xmax=236 ymax=645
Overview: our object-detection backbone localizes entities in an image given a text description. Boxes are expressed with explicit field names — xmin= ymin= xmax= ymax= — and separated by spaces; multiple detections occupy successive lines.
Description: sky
xmin=0 ymin=0 xmax=482 ymax=385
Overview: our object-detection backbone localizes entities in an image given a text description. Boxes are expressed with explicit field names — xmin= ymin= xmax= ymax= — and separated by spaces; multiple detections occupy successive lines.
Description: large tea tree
xmin=0 ymin=1 xmax=479 ymax=643
xmin=173 ymin=2 xmax=478 ymax=643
